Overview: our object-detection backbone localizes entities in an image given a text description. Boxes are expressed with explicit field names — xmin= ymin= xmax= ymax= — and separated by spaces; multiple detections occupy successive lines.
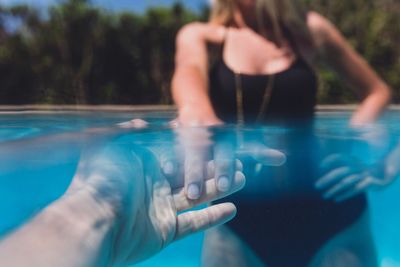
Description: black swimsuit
xmin=210 ymin=57 xmax=317 ymax=125
xmin=209 ymin=36 xmax=367 ymax=267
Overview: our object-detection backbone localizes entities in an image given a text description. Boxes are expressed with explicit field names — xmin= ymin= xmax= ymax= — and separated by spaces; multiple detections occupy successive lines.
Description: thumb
xmin=237 ymin=143 xmax=286 ymax=166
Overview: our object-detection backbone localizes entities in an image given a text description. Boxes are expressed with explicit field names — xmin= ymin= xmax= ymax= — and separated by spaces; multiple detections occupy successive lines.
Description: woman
xmin=171 ymin=0 xmax=391 ymax=266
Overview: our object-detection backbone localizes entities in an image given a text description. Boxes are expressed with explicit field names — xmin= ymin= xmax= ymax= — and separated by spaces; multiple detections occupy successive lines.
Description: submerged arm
xmin=0 ymin=189 xmax=115 ymax=267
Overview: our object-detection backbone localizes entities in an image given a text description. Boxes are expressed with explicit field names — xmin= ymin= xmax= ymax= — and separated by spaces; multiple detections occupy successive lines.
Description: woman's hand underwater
xmin=157 ymin=123 xmax=286 ymax=200
xmin=118 ymin=119 xmax=286 ymax=202
xmin=315 ymin=142 xmax=400 ymax=202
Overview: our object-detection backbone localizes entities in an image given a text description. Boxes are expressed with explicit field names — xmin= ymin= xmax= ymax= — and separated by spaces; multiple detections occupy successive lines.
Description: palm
xmin=68 ymin=143 xmax=244 ymax=266
xmin=116 ymin=147 xmax=177 ymax=265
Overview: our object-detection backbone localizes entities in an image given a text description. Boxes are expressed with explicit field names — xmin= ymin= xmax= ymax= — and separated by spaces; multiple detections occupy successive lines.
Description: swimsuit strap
xmin=222 ymin=27 xmax=229 ymax=48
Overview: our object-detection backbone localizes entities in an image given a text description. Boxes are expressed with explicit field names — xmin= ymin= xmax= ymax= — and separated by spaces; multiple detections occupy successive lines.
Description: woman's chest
xmin=223 ymin=29 xmax=296 ymax=75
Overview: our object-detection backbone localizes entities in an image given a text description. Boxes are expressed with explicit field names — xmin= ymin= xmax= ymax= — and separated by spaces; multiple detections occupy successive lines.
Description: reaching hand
xmin=67 ymin=141 xmax=245 ymax=266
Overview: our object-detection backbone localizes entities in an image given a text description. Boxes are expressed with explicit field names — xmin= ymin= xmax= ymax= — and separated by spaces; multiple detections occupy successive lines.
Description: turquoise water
xmin=0 ymin=111 xmax=399 ymax=267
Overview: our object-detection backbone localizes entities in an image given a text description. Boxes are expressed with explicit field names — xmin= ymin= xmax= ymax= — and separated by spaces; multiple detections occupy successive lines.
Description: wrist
xmin=179 ymin=105 xmax=222 ymax=126
xmin=48 ymin=189 xmax=116 ymax=235
xmin=40 ymin=190 xmax=116 ymax=267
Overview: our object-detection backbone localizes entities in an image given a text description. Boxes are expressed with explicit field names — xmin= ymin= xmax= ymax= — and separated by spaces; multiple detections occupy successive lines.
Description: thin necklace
xmin=224 ymin=27 xmax=275 ymax=147
xmin=234 ymin=69 xmax=275 ymax=150
xmin=234 ymin=71 xmax=275 ymax=125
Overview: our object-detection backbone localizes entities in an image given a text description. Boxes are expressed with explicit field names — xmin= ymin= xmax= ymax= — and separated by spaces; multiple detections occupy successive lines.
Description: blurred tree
xmin=0 ymin=0 xmax=198 ymax=104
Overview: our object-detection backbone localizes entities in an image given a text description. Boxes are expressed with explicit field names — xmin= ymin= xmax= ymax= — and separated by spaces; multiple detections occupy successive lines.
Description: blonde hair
xmin=210 ymin=0 xmax=315 ymax=60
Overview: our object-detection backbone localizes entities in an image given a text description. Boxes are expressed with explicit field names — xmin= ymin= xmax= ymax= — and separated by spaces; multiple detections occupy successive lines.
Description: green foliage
xmin=0 ymin=0 xmax=198 ymax=104
xmin=308 ymin=0 xmax=400 ymax=103
xmin=0 ymin=0 xmax=398 ymax=104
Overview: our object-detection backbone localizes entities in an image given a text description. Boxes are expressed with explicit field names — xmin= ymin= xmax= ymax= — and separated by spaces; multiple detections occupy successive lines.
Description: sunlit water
xmin=0 ymin=110 xmax=399 ymax=267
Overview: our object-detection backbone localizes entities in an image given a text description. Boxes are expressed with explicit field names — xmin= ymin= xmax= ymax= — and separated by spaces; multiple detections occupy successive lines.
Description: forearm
xmin=172 ymin=66 xmax=219 ymax=123
xmin=0 ymin=190 xmax=115 ymax=267
xmin=351 ymin=84 xmax=391 ymax=126
xmin=384 ymin=140 xmax=400 ymax=183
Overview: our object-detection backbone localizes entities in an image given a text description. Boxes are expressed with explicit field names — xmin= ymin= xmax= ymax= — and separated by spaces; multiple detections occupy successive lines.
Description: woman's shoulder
xmin=306 ymin=11 xmax=340 ymax=49
xmin=176 ymin=22 xmax=226 ymax=45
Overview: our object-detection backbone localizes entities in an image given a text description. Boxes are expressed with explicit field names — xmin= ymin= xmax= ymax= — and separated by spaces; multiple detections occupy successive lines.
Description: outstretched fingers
xmin=174 ymin=203 xmax=237 ymax=241
xmin=173 ymin=171 xmax=245 ymax=212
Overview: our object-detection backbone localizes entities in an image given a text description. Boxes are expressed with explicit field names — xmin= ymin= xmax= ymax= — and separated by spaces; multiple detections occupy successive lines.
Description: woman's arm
xmin=171 ymin=23 xmax=287 ymax=199
xmin=308 ymin=12 xmax=392 ymax=126
xmin=171 ymin=23 xmax=230 ymax=200
xmin=172 ymin=22 xmax=223 ymax=126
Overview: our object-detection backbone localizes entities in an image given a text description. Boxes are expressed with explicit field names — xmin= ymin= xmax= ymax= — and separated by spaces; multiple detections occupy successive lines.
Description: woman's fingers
xmin=321 ymin=173 xmax=365 ymax=200
xmin=315 ymin=166 xmax=356 ymax=189
xmin=184 ymin=153 xmax=208 ymax=200
xmin=177 ymin=127 xmax=213 ymax=200
xmin=207 ymin=159 xmax=243 ymax=179
xmin=251 ymin=147 xmax=286 ymax=166
xmin=333 ymin=177 xmax=374 ymax=202
xmin=236 ymin=144 xmax=286 ymax=166
xmin=173 ymin=171 xmax=245 ymax=212
xmin=319 ymin=154 xmax=363 ymax=174
xmin=117 ymin=119 xmax=149 ymax=129
xmin=213 ymin=142 xmax=236 ymax=192
xmin=174 ymin=203 xmax=237 ymax=241
xmin=316 ymin=152 xmax=376 ymax=202
xmin=319 ymin=154 xmax=352 ymax=174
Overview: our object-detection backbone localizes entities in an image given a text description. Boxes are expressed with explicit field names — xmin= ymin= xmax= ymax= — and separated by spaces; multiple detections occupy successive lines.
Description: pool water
xmin=0 ymin=110 xmax=399 ymax=267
